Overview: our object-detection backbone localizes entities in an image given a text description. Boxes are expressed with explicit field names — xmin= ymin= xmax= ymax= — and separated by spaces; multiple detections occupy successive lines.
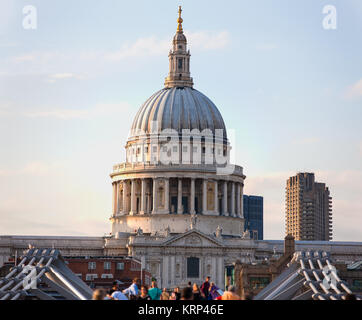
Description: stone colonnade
xmin=112 ymin=177 xmax=243 ymax=217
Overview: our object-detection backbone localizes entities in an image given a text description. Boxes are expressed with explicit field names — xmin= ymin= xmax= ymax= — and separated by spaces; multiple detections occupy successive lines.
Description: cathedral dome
xmin=129 ymin=87 xmax=227 ymax=142
xmin=111 ymin=6 xmax=245 ymax=243
xmin=128 ymin=7 xmax=227 ymax=144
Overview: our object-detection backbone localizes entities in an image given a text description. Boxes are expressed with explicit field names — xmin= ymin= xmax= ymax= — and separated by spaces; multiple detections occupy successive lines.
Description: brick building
xmin=63 ymin=256 xmax=152 ymax=289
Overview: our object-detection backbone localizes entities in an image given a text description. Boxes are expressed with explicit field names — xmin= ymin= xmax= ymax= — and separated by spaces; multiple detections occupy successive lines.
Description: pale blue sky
xmin=0 ymin=0 xmax=361 ymax=240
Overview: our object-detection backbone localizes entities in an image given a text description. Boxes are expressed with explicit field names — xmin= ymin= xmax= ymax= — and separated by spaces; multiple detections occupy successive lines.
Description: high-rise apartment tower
xmin=286 ymin=173 xmax=332 ymax=241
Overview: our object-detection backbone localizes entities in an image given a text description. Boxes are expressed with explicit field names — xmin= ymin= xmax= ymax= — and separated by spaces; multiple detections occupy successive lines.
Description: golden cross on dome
xmin=177 ymin=6 xmax=183 ymax=33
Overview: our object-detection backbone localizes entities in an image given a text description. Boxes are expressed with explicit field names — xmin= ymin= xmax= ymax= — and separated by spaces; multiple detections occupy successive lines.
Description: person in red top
xmin=200 ymin=276 xmax=211 ymax=299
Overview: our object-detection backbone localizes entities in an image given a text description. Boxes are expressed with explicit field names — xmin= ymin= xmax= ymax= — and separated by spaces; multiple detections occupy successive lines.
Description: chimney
xmin=284 ymin=234 xmax=295 ymax=256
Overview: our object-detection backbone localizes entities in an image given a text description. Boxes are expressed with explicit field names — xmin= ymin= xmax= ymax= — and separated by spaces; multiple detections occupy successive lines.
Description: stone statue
xmin=136 ymin=227 xmax=143 ymax=236
xmin=215 ymin=225 xmax=222 ymax=238
xmin=242 ymin=229 xmax=251 ymax=239
xmin=165 ymin=226 xmax=171 ymax=237
xmin=190 ymin=213 xmax=197 ymax=230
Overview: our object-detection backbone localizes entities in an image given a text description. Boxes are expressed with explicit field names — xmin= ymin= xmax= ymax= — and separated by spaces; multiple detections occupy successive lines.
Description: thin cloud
xmin=186 ymin=30 xmax=231 ymax=50
xmin=46 ymin=73 xmax=87 ymax=83
xmin=245 ymin=171 xmax=295 ymax=193
xmin=0 ymin=162 xmax=62 ymax=177
xmin=245 ymin=171 xmax=294 ymax=239
xmin=11 ymin=52 xmax=65 ymax=64
xmin=105 ymin=30 xmax=230 ymax=61
xmin=7 ymin=30 xmax=231 ymax=76
xmin=25 ymin=30 xmax=231 ymax=63
xmin=345 ymin=79 xmax=362 ymax=99
xmin=105 ymin=36 xmax=170 ymax=61
xmin=11 ymin=54 xmax=36 ymax=63
xmin=0 ymin=215 xmax=108 ymax=237
xmin=23 ymin=102 xmax=132 ymax=120
xmin=0 ymin=101 xmax=132 ymax=120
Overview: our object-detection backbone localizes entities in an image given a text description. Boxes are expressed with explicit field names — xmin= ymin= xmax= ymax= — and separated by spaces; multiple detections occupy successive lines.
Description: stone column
xmin=202 ymin=179 xmax=207 ymax=214
xmin=212 ymin=257 xmax=217 ymax=284
xmin=214 ymin=180 xmax=218 ymax=215
xmin=140 ymin=178 xmax=146 ymax=215
xmin=152 ymin=178 xmax=157 ymax=214
xmin=190 ymin=178 xmax=195 ymax=214
xmin=116 ymin=182 xmax=121 ymax=214
xmin=170 ymin=256 xmax=175 ymax=287
xmin=141 ymin=142 xmax=145 ymax=163
xmin=122 ymin=180 xmax=128 ymax=214
xmin=240 ymin=183 xmax=244 ymax=218
xmin=164 ymin=178 xmax=170 ymax=213
xmin=112 ymin=182 xmax=117 ymax=215
xmin=223 ymin=181 xmax=228 ymax=216
xmin=146 ymin=187 xmax=150 ymax=214
xmin=115 ymin=182 xmax=120 ymax=215
xmin=177 ymin=178 xmax=183 ymax=214
xmin=162 ymin=256 xmax=169 ymax=289
xmin=231 ymin=182 xmax=235 ymax=217
xmin=130 ymin=179 xmax=136 ymax=215
xmin=218 ymin=257 xmax=224 ymax=289
xmin=236 ymin=183 xmax=241 ymax=218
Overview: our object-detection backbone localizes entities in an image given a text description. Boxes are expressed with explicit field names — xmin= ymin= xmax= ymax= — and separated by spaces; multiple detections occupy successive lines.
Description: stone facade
xmin=110 ymin=170 xmax=245 ymax=237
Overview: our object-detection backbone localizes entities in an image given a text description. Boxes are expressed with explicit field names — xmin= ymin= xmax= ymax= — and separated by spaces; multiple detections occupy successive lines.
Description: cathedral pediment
xmin=162 ymin=230 xmax=224 ymax=248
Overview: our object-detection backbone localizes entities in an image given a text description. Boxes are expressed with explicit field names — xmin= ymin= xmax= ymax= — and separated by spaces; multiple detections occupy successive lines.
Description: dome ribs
xmin=146 ymin=89 xmax=168 ymax=134
xmin=172 ymin=88 xmax=182 ymax=133
xmin=179 ymin=91 xmax=186 ymax=134
xmin=158 ymin=88 xmax=172 ymax=132
xmin=131 ymin=90 xmax=159 ymax=136
xmin=169 ymin=88 xmax=177 ymax=129
xmin=183 ymin=87 xmax=197 ymax=131
xmin=199 ymin=91 xmax=227 ymax=140
xmin=182 ymin=88 xmax=193 ymax=132
xmin=128 ymin=87 xmax=227 ymax=143
xmin=189 ymin=88 xmax=207 ymax=133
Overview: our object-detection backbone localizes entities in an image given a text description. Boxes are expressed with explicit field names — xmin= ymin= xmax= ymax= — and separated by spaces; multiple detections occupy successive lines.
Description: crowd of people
xmin=92 ymin=276 xmax=243 ymax=300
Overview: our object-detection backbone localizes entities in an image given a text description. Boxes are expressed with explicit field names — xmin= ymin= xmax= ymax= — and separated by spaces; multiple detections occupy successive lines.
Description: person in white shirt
xmin=111 ymin=290 xmax=128 ymax=300
xmin=123 ymin=278 xmax=139 ymax=298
